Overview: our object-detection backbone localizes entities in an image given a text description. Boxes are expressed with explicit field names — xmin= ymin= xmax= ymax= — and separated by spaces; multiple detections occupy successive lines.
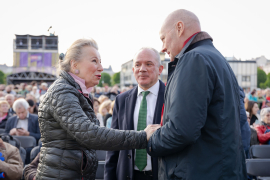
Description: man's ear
xmin=70 ymin=60 xmax=77 ymax=71
xmin=158 ymin=65 xmax=164 ymax=75
xmin=176 ymin=21 xmax=184 ymax=37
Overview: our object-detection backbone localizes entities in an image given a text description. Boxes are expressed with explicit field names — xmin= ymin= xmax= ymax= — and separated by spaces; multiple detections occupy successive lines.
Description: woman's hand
xmin=144 ymin=124 xmax=161 ymax=141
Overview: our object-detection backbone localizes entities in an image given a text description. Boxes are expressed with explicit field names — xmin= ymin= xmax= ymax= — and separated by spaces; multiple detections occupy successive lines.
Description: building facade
xmin=227 ymin=60 xmax=257 ymax=90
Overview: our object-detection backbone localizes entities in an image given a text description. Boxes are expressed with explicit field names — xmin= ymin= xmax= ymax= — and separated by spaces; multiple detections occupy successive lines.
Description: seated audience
xmin=98 ymin=95 xmax=109 ymax=104
xmin=99 ymin=100 xmax=112 ymax=126
xmin=106 ymin=85 xmax=119 ymax=101
xmin=248 ymin=89 xmax=258 ymax=102
xmin=94 ymin=87 xmax=103 ymax=98
xmin=39 ymin=83 xmax=48 ymax=95
xmin=255 ymin=107 xmax=270 ymax=144
xmin=246 ymin=101 xmax=260 ymax=125
xmin=30 ymin=86 xmax=40 ymax=103
xmin=19 ymin=84 xmax=28 ymax=97
xmin=93 ymin=98 xmax=104 ymax=127
xmin=5 ymin=94 xmax=16 ymax=116
xmin=27 ymin=99 xmax=38 ymax=115
xmin=3 ymin=85 xmax=16 ymax=95
xmin=5 ymin=98 xmax=40 ymax=141
xmin=0 ymin=137 xmax=23 ymax=180
xmin=106 ymin=100 xmax=115 ymax=128
xmin=0 ymin=101 xmax=11 ymax=129
xmin=262 ymin=100 xmax=270 ymax=109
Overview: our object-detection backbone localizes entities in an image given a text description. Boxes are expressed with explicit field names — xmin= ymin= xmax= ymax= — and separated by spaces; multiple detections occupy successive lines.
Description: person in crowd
xmin=0 ymin=91 xmax=6 ymax=98
xmin=0 ymin=101 xmax=11 ymax=129
xmin=104 ymin=85 xmax=110 ymax=93
xmin=30 ymin=86 xmax=40 ymax=103
xmin=255 ymin=107 xmax=270 ymax=144
xmin=247 ymin=111 xmax=259 ymax=147
xmin=0 ymin=85 xmax=5 ymax=91
xmin=105 ymin=100 xmax=115 ymax=128
xmin=5 ymin=94 xmax=16 ymax=116
xmin=99 ymin=99 xmax=112 ymax=125
xmin=39 ymin=83 xmax=48 ymax=95
xmin=257 ymin=90 xmax=265 ymax=109
xmin=105 ymin=47 xmax=165 ymax=180
xmin=5 ymin=98 xmax=40 ymax=141
xmin=248 ymin=89 xmax=258 ymax=102
xmin=98 ymin=94 xmax=108 ymax=104
xmin=262 ymin=100 xmax=270 ymax=109
xmin=0 ymin=137 xmax=23 ymax=180
xmin=239 ymin=87 xmax=251 ymax=159
xmin=19 ymin=83 xmax=28 ymax=97
xmin=121 ymin=87 xmax=129 ymax=93
xmin=146 ymin=9 xmax=247 ymax=179
xmin=106 ymin=85 xmax=119 ymax=101
xmin=26 ymin=85 xmax=32 ymax=93
xmin=94 ymin=87 xmax=103 ymax=98
xmin=36 ymin=38 xmax=159 ymax=180
xmin=24 ymin=152 xmax=40 ymax=180
xmin=27 ymin=99 xmax=38 ymax=115
xmin=265 ymin=89 xmax=270 ymax=101
xmin=3 ymin=85 xmax=16 ymax=95
xmin=246 ymin=101 xmax=260 ymax=125
xmin=93 ymin=98 xmax=104 ymax=127
xmin=129 ymin=85 xmax=134 ymax=90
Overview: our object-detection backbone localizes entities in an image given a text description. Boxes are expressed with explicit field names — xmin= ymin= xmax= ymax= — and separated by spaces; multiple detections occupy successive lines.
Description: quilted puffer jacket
xmin=36 ymin=71 xmax=147 ymax=180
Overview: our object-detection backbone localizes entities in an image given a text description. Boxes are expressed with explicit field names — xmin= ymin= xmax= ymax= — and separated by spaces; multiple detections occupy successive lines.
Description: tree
xmin=262 ymin=73 xmax=270 ymax=88
xmin=112 ymin=72 xmax=120 ymax=85
xmin=98 ymin=72 xmax=111 ymax=87
xmin=0 ymin=70 xmax=5 ymax=84
xmin=257 ymin=68 xmax=266 ymax=87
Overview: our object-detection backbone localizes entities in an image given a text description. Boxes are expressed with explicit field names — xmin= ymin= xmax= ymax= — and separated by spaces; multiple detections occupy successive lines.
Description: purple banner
xmin=20 ymin=52 xmax=28 ymax=67
xmin=31 ymin=53 xmax=43 ymax=67
xmin=43 ymin=53 xmax=52 ymax=67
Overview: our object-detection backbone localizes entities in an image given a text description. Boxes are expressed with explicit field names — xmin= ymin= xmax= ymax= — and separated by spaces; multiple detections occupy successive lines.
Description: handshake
xmin=144 ymin=124 xmax=161 ymax=141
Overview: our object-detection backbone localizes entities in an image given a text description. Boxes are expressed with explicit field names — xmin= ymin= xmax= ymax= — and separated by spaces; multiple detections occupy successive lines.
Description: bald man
xmin=147 ymin=9 xmax=247 ymax=179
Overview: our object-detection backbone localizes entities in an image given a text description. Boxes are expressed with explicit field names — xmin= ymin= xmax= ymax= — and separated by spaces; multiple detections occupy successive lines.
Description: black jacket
xmin=105 ymin=80 xmax=165 ymax=180
xmin=36 ymin=71 xmax=147 ymax=180
xmin=0 ymin=113 xmax=12 ymax=129
xmin=147 ymin=33 xmax=247 ymax=179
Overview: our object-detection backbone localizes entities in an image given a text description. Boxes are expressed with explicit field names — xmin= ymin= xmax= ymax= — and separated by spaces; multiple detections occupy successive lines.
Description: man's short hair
xmin=133 ymin=47 xmax=161 ymax=66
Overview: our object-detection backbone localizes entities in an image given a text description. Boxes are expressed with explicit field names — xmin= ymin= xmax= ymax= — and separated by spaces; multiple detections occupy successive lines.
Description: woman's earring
xmin=75 ymin=69 xmax=79 ymax=74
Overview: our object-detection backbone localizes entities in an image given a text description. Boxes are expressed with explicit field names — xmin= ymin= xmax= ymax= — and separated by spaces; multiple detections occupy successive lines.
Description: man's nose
xmin=139 ymin=64 xmax=147 ymax=71
xmin=161 ymin=44 xmax=167 ymax=53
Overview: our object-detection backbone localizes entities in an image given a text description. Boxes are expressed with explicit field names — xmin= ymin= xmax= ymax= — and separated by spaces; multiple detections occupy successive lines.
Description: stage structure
xmin=9 ymin=34 xmax=59 ymax=84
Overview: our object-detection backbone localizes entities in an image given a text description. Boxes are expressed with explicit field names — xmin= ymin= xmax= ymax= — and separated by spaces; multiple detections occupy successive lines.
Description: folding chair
xmin=0 ymin=128 xmax=5 ymax=134
xmin=246 ymin=159 xmax=270 ymax=178
xmin=30 ymin=146 xmax=40 ymax=163
xmin=13 ymin=136 xmax=36 ymax=148
xmin=95 ymin=161 xmax=105 ymax=180
xmin=20 ymin=147 xmax=26 ymax=165
xmin=250 ymin=145 xmax=270 ymax=159
xmin=96 ymin=150 xmax=106 ymax=161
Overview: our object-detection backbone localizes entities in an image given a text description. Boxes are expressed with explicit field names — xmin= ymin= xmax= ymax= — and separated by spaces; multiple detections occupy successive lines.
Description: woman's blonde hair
xmin=0 ymin=100 xmax=10 ymax=109
xmin=58 ymin=38 xmax=98 ymax=73
xmin=98 ymin=95 xmax=109 ymax=104
xmin=99 ymin=100 xmax=112 ymax=116
xmin=109 ymin=100 xmax=115 ymax=114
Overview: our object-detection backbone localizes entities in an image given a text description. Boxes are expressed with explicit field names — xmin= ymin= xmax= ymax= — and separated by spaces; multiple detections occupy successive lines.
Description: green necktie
xmin=135 ymin=91 xmax=150 ymax=171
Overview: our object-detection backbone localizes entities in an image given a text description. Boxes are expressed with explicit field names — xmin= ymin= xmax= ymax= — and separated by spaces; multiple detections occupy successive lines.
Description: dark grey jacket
xmin=36 ymin=71 xmax=147 ymax=180
xmin=147 ymin=32 xmax=247 ymax=180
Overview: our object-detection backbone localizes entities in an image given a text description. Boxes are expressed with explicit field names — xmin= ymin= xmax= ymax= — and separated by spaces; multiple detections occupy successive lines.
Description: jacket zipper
xmin=81 ymin=150 xmax=88 ymax=180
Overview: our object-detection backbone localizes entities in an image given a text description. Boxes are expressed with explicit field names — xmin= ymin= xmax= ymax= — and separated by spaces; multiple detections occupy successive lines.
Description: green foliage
xmin=0 ymin=70 xmax=6 ymax=84
xmin=112 ymin=72 xmax=120 ymax=85
xmin=98 ymin=72 xmax=111 ymax=87
xmin=257 ymin=68 xmax=267 ymax=87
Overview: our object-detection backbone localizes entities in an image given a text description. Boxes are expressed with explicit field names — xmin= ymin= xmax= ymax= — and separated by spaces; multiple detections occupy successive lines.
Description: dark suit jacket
xmin=4 ymin=113 xmax=40 ymax=141
xmin=105 ymin=80 xmax=165 ymax=180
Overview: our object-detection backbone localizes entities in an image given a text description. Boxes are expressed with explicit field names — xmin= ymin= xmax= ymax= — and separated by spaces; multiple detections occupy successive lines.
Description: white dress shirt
xmin=16 ymin=112 xmax=29 ymax=131
xmin=134 ymin=80 xmax=160 ymax=171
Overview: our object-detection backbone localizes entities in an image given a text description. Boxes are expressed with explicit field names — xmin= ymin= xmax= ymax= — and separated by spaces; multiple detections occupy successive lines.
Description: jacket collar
xmin=59 ymin=71 xmax=81 ymax=91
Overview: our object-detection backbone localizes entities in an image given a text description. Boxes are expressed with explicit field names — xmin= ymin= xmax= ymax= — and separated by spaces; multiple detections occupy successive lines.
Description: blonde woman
xmin=99 ymin=99 xmax=112 ymax=125
xmin=37 ymin=38 xmax=160 ymax=180
xmin=0 ymin=100 xmax=11 ymax=129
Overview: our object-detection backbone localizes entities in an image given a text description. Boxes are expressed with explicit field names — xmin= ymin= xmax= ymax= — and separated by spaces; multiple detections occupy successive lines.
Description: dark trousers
xmin=134 ymin=170 xmax=153 ymax=180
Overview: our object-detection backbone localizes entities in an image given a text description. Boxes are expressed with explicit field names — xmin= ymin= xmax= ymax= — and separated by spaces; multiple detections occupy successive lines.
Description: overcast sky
xmin=0 ymin=0 xmax=269 ymax=72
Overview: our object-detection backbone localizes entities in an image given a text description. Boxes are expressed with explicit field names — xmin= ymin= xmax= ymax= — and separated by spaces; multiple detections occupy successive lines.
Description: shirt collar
xmin=137 ymin=80 xmax=160 ymax=97
xmin=68 ymin=72 xmax=92 ymax=94
xmin=17 ymin=111 xmax=29 ymax=120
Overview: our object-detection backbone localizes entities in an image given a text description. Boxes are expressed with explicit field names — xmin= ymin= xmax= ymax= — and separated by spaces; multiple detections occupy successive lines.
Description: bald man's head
xmin=160 ymin=9 xmax=201 ymax=61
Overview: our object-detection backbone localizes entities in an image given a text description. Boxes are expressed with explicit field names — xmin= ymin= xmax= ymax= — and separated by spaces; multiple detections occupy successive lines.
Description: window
xmin=31 ymin=37 xmax=42 ymax=49
xmin=242 ymin=76 xmax=250 ymax=82
xmin=45 ymin=36 xmax=58 ymax=50
xmin=16 ymin=36 xmax=28 ymax=49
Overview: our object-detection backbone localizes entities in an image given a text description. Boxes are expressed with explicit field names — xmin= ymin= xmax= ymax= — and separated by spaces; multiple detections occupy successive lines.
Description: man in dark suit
xmin=5 ymin=98 xmax=40 ymax=141
xmin=105 ymin=47 xmax=164 ymax=180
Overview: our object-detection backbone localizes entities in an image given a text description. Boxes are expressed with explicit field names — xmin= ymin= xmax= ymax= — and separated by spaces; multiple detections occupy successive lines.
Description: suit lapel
xmin=125 ymin=87 xmax=138 ymax=130
xmin=153 ymin=80 xmax=165 ymax=124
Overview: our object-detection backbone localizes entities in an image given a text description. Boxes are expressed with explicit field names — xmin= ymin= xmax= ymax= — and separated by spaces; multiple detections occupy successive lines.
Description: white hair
xmin=58 ymin=38 xmax=98 ymax=73
xmin=133 ymin=47 xmax=161 ymax=66
xmin=13 ymin=99 xmax=29 ymax=112
xmin=41 ymin=83 xmax=48 ymax=87
xmin=260 ymin=107 xmax=270 ymax=121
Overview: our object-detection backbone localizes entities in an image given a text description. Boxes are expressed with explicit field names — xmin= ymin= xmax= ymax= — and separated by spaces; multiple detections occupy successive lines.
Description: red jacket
xmin=255 ymin=124 xmax=270 ymax=144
